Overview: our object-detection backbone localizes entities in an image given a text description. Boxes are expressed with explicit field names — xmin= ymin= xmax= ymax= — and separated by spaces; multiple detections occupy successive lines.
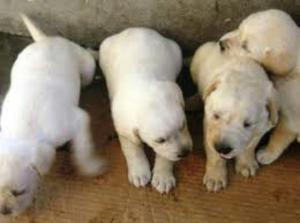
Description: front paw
xmin=235 ymin=159 xmax=258 ymax=177
xmin=203 ymin=168 xmax=227 ymax=192
xmin=256 ymin=148 xmax=279 ymax=165
xmin=128 ymin=163 xmax=151 ymax=187
xmin=151 ymin=170 xmax=176 ymax=194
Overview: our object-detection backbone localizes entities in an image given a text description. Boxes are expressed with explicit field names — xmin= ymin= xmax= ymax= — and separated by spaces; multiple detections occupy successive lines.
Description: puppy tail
xmin=20 ymin=13 xmax=46 ymax=41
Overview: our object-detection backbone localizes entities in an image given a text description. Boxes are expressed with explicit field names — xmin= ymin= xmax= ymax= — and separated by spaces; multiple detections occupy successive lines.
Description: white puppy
xmin=99 ymin=28 xmax=193 ymax=193
xmin=0 ymin=15 xmax=105 ymax=215
xmin=190 ymin=42 xmax=278 ymax=192
xmin=220 ymin=9 xmax=300 ymax=165
xmin=220 ymin=9 xmax=299 ymax=76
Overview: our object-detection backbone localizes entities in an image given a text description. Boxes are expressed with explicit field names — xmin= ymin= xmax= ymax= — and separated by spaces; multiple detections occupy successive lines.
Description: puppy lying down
xmin=0 ymin=15 xmax=105 ymax=215
xmin=220 ymin=9 xmax=300 ymax=165
xmin=99 ymin=27 xmax=193 ymax=193
xmin=190 ymin=42 xmax=278 ymax=192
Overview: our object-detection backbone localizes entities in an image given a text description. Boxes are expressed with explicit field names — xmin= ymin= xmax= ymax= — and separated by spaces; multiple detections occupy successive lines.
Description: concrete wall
xmin=0 ymin=0 xmax=299 ymax=54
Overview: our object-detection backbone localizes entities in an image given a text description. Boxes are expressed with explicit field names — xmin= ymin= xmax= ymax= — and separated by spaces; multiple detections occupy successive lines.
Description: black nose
xmin=214 ymin=142 xmax=232 ymax=155
xmin=1 ymin=206 xmax=12 ymax=215
xmin=219 ymin=40 xmax=227 ymax=52
xmin=178 ymin=149 xmax=190 ymax=158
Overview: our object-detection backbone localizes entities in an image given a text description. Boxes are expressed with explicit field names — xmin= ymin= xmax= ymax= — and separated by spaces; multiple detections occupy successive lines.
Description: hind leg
xmin=71 ymin=109 xmax=106 ymax=176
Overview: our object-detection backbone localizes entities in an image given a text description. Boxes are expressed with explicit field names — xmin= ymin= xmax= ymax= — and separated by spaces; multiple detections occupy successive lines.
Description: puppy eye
xmin=155 ymin=138 xmax=166 ymax=144
xmin=243 ymin=121 xmax=252 ymax=128
xmin=213 ymin=113 xmax=220 ymax=120
xmin=11 ymin=189 xmax=26 ymax=197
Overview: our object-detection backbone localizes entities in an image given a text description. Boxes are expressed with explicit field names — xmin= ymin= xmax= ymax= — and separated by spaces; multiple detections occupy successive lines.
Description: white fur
xmin=0 ymin=15 xmax=105 ymax=215
xmin=99 ymin=27 xmax=193 ymax=193
xmin=220 ymin=9 xmax=300 ymax=76
xmin=220 ymin=9 xmax=300 ymax=164
xmin=191 ymin=42 xmax=278 ymax=191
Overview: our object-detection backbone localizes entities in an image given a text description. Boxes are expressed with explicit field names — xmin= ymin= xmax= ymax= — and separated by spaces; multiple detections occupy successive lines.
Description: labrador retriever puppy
xmin=220 ymin=9 xmax=300 ymax=165
xmin=0 ymin=14 xmax=105 ymax=215
xmin=99 ymin=27 xmax=193 ymax=193
xmin=190 ymin=42 xmax=278 ymax=191
xmin=219 ymin=9 xmax=299 ymax=77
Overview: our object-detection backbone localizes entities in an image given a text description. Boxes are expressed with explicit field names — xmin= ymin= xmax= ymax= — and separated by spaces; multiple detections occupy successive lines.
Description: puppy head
xmin=219 ymin=9 xmax=299 ymax=75
xmin=204 ymin=68 xmax=278 ymax=159
xmin=0 ymin=137 xmax=54 ymax=215
xmin=136 ymin=82 xmax=193 ymax=161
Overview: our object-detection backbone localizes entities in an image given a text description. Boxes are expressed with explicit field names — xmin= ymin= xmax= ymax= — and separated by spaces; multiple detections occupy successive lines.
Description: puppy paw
xmin=128 ymin=163 xmax=151 ymax=187
xmin=235 ymin=159 xmax=258 ymax=178
xmin=203 ymin=169 xmax=227 ymax=192
xmin=256 ymin=148 xmax=279 ymax=165
xmin=79 ymin=157 xmax=108 ymax=176
xmin=151 ymin=170 xmax=176 ymax=194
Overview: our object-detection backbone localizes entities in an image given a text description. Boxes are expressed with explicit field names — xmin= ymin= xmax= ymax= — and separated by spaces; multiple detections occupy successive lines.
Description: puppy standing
xmin=190 ymin=42 xmax=278 ymax=191
xmin=99 ymin=28 xmax=193 ymax=193
xmin=0 ymin=15 xmax=105 ymax=215
xmin=220 ymin=9 xmax=300 ymax=164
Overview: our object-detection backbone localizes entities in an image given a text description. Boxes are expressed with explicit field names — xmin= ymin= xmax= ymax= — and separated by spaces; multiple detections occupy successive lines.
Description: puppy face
xmin=0 ymin=138 xmax=54 ymax=215
xmin=0 ymin=152 xmax=39 ymax=215
xmin=204 ymin=74 xmax=276 ymax=159
xmin=219 ymin=9 xmax=299 ymax=75
xmin=137 ymin=83 xmax=193 ymax=161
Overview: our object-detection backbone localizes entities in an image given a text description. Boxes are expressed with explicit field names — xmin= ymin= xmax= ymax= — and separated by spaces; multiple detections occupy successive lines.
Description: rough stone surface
xmin=0 ymin=0 xmax=299 ymax=54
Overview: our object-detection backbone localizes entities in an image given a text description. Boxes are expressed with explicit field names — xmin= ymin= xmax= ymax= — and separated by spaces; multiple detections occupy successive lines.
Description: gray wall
xmin=0 ymin=0 xmax=299 ymax=54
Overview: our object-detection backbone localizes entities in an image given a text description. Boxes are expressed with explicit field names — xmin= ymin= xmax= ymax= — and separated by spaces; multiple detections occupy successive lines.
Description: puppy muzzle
xmin=177 ymin=148 xmax=191 ymax=159
xmin=214 ymin=142 xmax=233 ymax=156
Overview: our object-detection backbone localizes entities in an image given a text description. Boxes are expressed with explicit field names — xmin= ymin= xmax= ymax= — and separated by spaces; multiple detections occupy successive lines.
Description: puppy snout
xmin=1 ymin=206 xmax=12 ymax=215
xmin=214 ymin=142 xmax=232 ymax=155
xmin=219 ymin=40 xmax=228 ymax=52
xmin=178 ymin=148 xmax=191 ymax=158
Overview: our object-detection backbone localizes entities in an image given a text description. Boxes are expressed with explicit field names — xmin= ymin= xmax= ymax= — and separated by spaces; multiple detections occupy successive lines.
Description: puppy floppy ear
xmin=266 ymin=84 xmax=279 ymax=127
xmin=219 ymin=30 xmax=239 ymax=51
xmin=31 ymin=143 xmax=55 ymax=175
xmin=263 ymin=46 xmax=295 ymax=76
xmin=203 ymin=80 xmax=220 ymax=101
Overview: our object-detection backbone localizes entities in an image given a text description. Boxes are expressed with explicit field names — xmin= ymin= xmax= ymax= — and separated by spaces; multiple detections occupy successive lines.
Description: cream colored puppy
xmin=0 ymin=15 xmax=105 ymax=215
xmin=220 ymin=9 xmax=299 ymax=76
xmin=220 ymin=9 xmax=300 ymax=165
xmin=99 ymin=28 xmax=193 ymax=193
xmin=190 ymin=42 xmax=278 ymax=192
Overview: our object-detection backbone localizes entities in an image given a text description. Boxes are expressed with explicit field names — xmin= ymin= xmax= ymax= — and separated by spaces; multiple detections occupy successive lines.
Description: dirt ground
xmin=0 ymin=33 xmax=300 ymax=223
